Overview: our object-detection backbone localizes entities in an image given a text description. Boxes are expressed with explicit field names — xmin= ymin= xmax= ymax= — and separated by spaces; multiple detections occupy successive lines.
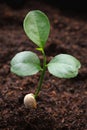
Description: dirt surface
xmin=0 ymin=0 xmax=87 ymax=130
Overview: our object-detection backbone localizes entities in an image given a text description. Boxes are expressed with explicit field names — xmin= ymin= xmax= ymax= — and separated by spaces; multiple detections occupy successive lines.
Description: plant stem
xmin=34 ymin=50 xmax=46 ymax=99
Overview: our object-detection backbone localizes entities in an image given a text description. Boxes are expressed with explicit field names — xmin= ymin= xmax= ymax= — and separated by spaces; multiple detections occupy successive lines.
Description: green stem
xmin=35 ymin=50 xmax=46 ymax=99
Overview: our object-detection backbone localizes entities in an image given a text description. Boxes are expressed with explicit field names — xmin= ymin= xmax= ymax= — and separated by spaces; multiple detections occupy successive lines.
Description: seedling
xmin=10 ymin=10 xmax=81 ymax=108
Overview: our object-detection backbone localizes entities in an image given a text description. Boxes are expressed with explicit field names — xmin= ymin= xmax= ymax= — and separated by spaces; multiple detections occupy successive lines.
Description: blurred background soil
xmin=0 ymin=0 xmax=87 ymax=130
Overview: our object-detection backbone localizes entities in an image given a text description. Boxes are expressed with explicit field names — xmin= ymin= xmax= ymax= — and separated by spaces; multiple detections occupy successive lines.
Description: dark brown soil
xmin=0 ymin=0 xmax=87 ymax=130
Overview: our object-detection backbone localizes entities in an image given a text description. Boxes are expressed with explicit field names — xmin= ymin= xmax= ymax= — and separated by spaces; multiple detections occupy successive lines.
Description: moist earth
xmin=0 ymin=0 xmax=87 ymax=130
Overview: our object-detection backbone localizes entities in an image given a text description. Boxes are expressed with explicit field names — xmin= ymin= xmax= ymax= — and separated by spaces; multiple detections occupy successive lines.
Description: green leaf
xmin=47 ymin=54 xmax=81 ymax=78
xmin=10 ymin=51 xmax=41 ymax=76
xmin=23 ymin=10 xmax=50 ymax=48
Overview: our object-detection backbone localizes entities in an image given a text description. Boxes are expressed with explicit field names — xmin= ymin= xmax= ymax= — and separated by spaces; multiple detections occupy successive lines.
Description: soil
xmin=0 ymin=0 xmax=87 ymax=130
